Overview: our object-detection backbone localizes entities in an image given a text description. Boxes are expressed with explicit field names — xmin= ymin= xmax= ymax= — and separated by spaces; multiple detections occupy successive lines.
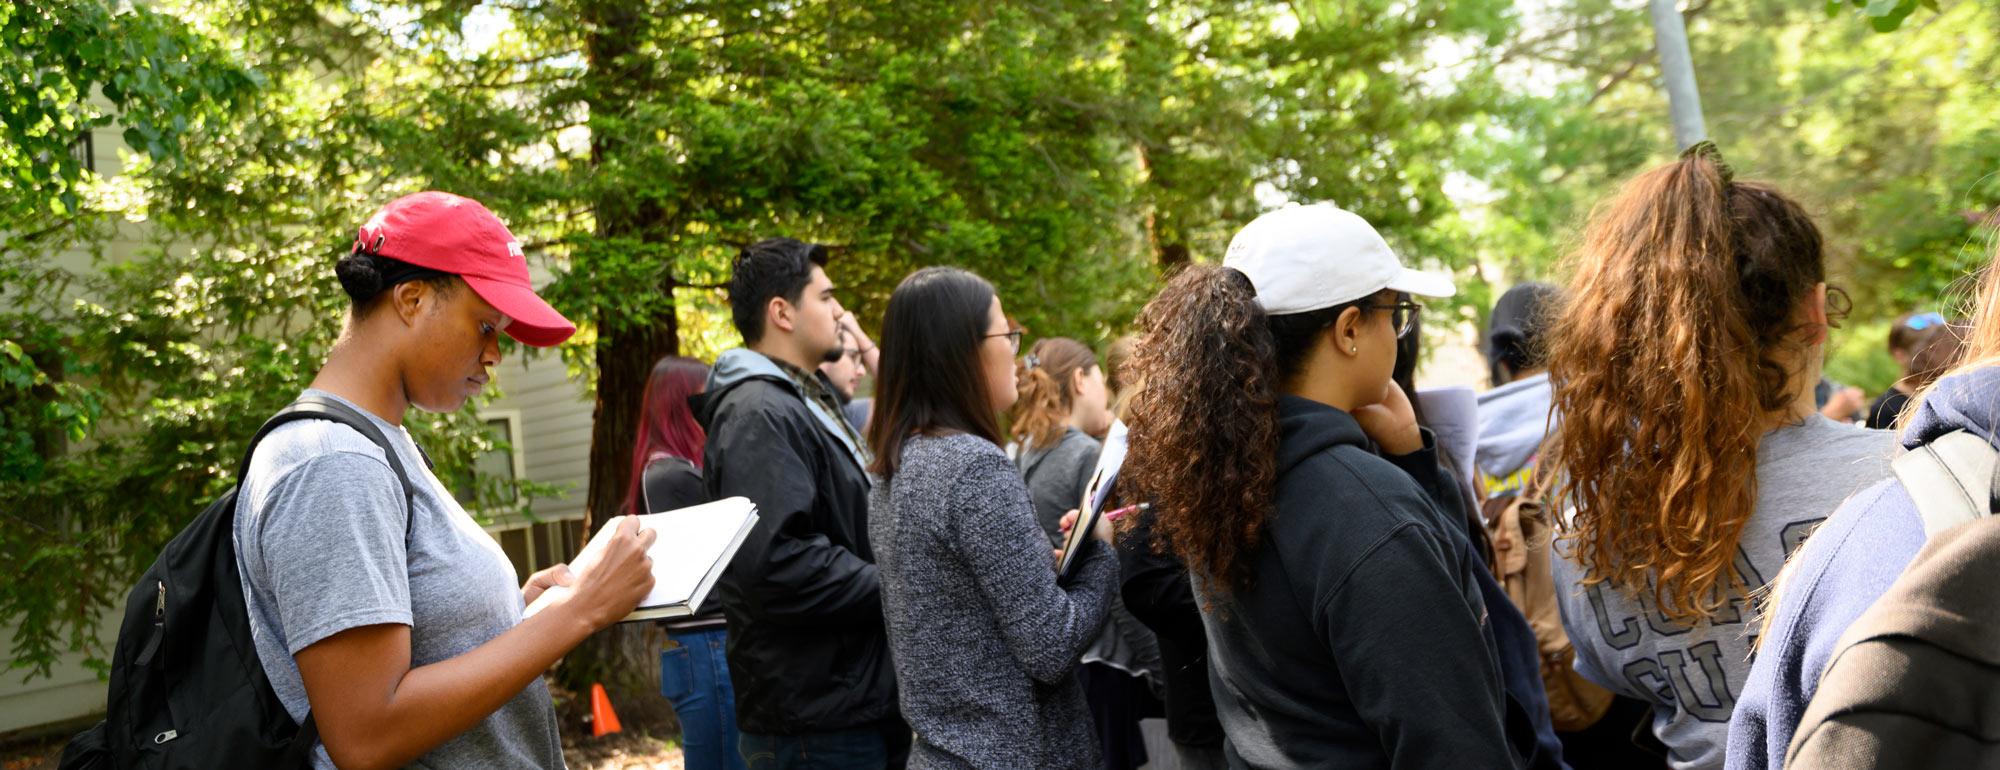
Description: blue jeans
xmin=739 ymin=720 xmax=912 ymax=770
xmin=662 ymin=628 xmax=748 ymax=770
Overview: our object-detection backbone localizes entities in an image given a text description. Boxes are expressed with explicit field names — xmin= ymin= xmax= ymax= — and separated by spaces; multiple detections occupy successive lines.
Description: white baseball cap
xmin=1222 ymin=203 xmax=1455 ymax=315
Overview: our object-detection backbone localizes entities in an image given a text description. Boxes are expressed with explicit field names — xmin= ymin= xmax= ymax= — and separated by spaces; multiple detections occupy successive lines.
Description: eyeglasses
xmin=985 ymin=329 xmax=1024 ymax=353
xmin=1364 ymin=301 xmax=1424 ymax=339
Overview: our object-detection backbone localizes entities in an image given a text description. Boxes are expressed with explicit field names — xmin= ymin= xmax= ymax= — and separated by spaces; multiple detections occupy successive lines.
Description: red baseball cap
xmin=353 ymin=192 xmax=576 ymax=347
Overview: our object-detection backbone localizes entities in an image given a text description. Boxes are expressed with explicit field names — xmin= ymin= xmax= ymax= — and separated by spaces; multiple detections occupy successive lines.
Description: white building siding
xmin=487 ymin=350 xmax=594 ymax=523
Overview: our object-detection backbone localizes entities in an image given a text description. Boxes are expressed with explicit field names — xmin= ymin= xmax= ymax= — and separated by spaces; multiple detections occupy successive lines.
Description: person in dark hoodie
xmin=1725 ymin=264 xmax=1991 ymax=770
xmin=1120 ymin=203 xmax=1526 ymax=769
xmin=1392 ymin=314 xmax=1568 ymax=770
xmin=691 ymin=238 xmax=907 ymax=768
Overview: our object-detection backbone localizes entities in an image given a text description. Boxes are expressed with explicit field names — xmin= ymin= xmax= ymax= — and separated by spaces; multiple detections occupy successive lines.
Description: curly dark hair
xmin=1548 ymin=155 xmax=1839 ymax=624
xmin=1120 ymin=265 xmax=1371 ymax=596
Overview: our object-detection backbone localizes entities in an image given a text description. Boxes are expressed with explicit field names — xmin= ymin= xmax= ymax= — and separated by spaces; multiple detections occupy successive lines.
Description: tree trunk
xmin=1136 ymin=141 xmax=1193 ymax=271
xmin=556 ymin=0 xmax=683 ymax=734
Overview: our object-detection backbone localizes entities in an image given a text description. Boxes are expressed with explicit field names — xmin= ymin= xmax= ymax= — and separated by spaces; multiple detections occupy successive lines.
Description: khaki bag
xmin=1482 ymin=468 xmax=1614 ymax=733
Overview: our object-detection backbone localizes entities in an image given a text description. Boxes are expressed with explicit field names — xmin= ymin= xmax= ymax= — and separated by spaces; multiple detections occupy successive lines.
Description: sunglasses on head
xmin=1906 ymin=312 xmax=1947 ymax=331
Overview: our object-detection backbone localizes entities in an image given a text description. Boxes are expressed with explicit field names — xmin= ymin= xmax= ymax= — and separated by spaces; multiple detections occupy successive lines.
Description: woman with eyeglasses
xmin=865 ymin=267 xmax=1122 ymax=769
xmin=1119 ymin=204 xmax=1530 ymax=769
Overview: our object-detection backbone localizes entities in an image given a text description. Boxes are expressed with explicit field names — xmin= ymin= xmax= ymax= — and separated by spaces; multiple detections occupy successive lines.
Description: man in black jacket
xmin=692 ymin=238 xmax=906 ymax=768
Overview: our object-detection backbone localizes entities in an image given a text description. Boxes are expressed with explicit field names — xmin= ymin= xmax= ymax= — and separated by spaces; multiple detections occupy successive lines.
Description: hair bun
xmin=335 ymin=251 xmax=386 ymax=301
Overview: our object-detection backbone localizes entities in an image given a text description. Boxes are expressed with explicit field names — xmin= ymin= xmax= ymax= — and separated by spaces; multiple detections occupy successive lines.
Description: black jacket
xmin=640 ymin=455 xmax=704 ymax=514
xmin=1117 ymin=507 xmax=1224 ymax=749
xmin=1196 ymin=395 xmax=1519 ymax=770
xmin=691 ymin=348 xmax=896 ymax=735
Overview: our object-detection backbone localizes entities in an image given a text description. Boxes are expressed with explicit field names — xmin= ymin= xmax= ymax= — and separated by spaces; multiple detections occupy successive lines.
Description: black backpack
xmin=59 ymin=395 xmax=423 ymax=769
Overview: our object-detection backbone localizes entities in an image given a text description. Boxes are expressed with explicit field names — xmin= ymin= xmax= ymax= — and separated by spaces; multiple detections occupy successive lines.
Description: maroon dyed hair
xmin=625 ymin=355 xmax=710 ymax=516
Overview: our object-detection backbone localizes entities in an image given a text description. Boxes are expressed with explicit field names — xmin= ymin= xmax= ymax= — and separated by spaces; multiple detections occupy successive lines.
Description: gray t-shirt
xmin=1553 ymin=414 xmax=1894 ymax=770
xmin=233 ymin=390 xmax=565 ymax=769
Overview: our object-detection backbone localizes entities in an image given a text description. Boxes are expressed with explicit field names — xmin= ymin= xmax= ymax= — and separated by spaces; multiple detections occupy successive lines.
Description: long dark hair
xmin=1121 ymin=265 xmax=1373 ymax=595
xmin=625 ymin=355 xmax=710 ymax=516
xmin=1391 ymin=313 xmax=1493 ymax=566
xmin=1548 ymin=153 xmax=1838 ymax=623
xmin=866 ymin=267 xmax=1005 ymax=480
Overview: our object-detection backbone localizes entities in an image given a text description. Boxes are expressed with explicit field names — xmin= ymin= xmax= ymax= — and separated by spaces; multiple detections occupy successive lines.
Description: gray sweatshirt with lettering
xmin=1551 ymin=415 xmax=1893 ymax=770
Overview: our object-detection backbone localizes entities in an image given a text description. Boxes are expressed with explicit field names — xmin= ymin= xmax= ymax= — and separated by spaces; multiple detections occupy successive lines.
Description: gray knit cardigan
xmin=869 ymin=432 xmax=1119 ymax=769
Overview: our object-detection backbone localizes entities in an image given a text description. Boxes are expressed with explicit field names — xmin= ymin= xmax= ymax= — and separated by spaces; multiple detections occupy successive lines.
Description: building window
xmin=463 ymin=411 xmax=585 ymax=583
xmin=70 ymin=131 xmax=95 ymax=174
xmin=456 ymin=411 xmax=523 ymax=507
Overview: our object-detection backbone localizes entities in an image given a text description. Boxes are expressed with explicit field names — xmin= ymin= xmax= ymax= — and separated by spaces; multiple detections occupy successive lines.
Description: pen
xmin=1103 ymin=503 xmax=1151 ymax=522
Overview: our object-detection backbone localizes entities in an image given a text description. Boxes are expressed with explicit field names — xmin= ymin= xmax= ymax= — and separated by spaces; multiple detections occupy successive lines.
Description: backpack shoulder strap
xmin=1891 ymin=429 xmax=1999 ymax=539
xmin=240 ymin=396 xmax=425 ymax=762
xmin=239 ymin=395 xmax=425 ymax=537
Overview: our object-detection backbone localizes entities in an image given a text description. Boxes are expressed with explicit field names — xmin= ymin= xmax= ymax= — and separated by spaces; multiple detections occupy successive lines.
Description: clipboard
xmin=1057 ymin=463 xmax=1118 ymax=584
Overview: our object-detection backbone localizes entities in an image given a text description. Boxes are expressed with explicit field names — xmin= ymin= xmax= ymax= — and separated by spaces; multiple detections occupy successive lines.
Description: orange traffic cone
xmin=588 ymin=682 xmax=623 ymax=737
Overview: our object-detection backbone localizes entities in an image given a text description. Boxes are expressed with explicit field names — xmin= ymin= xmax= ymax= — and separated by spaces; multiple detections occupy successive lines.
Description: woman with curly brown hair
xmin=1120 ymin=203 xmax=1522 ymax=769
xmin=1542 ymin=148 xmax=1895 ymax=770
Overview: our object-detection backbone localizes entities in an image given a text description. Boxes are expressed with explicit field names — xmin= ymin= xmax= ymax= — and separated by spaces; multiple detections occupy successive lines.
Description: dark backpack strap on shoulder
xmin=242 ymin=395 xmax=422 ymax=534
xmin=281 ymin=715 xmax=320 ymax=766
xmin=241 ymin=397 xmax=423 ymax=761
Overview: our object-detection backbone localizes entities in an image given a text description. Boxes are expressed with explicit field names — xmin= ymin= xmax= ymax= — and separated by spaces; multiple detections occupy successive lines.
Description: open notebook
xmin=529 ymin=497 xmax=759 ymax=623
xmin=1056 ymin=463 xmax=1118 ymax=585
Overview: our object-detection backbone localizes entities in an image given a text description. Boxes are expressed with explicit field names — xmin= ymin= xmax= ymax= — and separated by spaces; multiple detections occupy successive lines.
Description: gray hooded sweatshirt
xmin=1476 ymin=373 xmax=1555 ymax=495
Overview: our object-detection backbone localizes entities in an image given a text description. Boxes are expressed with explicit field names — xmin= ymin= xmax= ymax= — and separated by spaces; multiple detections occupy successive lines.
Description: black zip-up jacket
xmin=1196 ymin=395 xmax=1518 ymax=769
xmin=1117 ymin=507 xmax=1225 ymax=749
xmin=690 ymin=348 xmax=897 ymax=735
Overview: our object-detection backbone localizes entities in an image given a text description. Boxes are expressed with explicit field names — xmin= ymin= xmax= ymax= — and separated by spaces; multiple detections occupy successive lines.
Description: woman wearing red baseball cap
xmin=232 ymin=192 xmax=655 ymax=769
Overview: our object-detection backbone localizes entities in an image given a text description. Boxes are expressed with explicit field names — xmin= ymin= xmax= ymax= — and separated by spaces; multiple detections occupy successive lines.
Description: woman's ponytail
xmin=1122 ymin=265 xmax=1283 ymax=596
xmin=1009 ymin=338 xmax=1098 ymax=451
xmin=1547 ymin=150 xmax=1831 ymax=624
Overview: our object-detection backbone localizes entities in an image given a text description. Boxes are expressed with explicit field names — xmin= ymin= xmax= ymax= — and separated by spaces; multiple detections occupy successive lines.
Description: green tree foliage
xmin=1466 ymin=0 xmax=2000 ymax=391
xmin=0 ymin=0 xmax=256 ymax=230
xmin=0 ymin=2 xmax=549 ymax=678
xmin=0 ymin=0 xmax=1515 ymax=680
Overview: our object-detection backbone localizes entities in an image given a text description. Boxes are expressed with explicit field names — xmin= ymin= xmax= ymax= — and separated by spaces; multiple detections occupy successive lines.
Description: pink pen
xmin=1103 ymin=503 xmax=1151 ymax=522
